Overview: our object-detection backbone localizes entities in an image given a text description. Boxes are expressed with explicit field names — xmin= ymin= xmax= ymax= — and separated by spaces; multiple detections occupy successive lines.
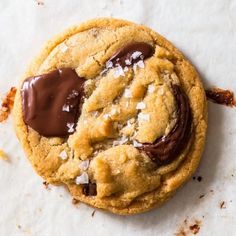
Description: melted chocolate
xmin=107 ymin=42 xmax=154 ymax=68
xmin=82 ymin=183 xmax=97 ymax=196
xmin=138 ymin=85 xmax=192 ymax=165
xmin=21 ymin=68 xmax=85 ymax=137
xmin=205 ymin=88 xmax=236 ymax=107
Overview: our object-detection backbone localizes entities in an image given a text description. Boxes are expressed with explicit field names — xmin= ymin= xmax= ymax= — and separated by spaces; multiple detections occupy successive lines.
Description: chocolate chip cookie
xmin=13 ymin=18 xmax=207 ymax=215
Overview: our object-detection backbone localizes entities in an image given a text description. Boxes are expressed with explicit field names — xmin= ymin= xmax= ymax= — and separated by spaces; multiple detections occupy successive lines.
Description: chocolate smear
xmin=107 ymin=42 xmax=154 ymax=68
xmin=82 ymin=183 xmax=97 ymax=196
xmin=138 ymin=85 xmax=192 ymax=165
xmin=205 ymin=88 xmax=236 ymax=107
xmin=21 ymin=68 xmax=85 ymax=137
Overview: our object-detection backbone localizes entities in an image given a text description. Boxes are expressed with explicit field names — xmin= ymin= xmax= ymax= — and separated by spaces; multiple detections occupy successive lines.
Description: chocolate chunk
xmin=21 ymin=68 xmax=85 ymax=137
xmin=82 ymin=183 xmax=97 ymax=196
xmin=107 ymin=42 xmax=154 ymax=68
xmin=205 ymin=88 xmax=236 ymax=107
xmin=138 ymin=85 xmax=192 ymax=165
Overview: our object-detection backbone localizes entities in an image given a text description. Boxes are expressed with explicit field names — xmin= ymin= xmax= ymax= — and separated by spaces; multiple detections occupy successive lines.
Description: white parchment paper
xmin=0 ymin=0 xmax=236 ymax=235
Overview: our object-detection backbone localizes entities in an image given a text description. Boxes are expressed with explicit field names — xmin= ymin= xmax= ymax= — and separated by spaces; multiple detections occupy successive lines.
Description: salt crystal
xmin=133 ymin=140 xmax=143 ymax=148
xmin=138 ymin=113 xmax=150 ymax=122
xmin=133 ymin=63 xmax=138 ymax=71
xmin=113 ymin=136 xmax=129 ymax=146
xmin=147 ymin=84 xmax=155 ymax=93
xmin=79 ymin=160 xmax=90 ymax=171
xmin=67 ymin=123 xmax=75 ymax=133
xmin=125 ymin=59 xmax=131 ymax=65
xmin=61 ymin=44 xmax=68 ymax=53
xmin=136 ymin=60 xmax=145 ymax=69
xmin=113 ymin=66 xmax=125 ymax=78
xmin=124 ymin=89 xmax=132 ymax=98
xmin=123 ymin=66 xmax=129 ymax=72
xmin=75 ymin=172 xmax=89 ymax=185
xmin=59 ymin=150 xmax=68 ymax=160
xmin=136 ymin=102 xmax=146 ymax=110
xmin=103 ymin=114 xmax=110 ymax=119
xmin=106 ymin=61 xmax=113 ymax=69
xmin=131 ymin=51 xmax=142 ymax=60
xmin=62 ymin=104 xmax=70 ymax=112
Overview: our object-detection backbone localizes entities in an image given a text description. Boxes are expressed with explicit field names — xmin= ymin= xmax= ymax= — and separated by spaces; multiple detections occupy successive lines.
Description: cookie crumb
xmin=199 ymin=194 xmax=205 ymax=199
xmin=220 ymin=201 xmax=226 ymax=209
xmin=35 ymin=0 xmax=44 ymax=6
xmin=0 ymin=87 xmax=16 ymax=122
xmin=91 ymin=210 xmax=96 ymax=217
xmin=72 ymin=198 xmax=80 ymax=205
xmin=189 ymin=223 xmax=200 ymax=235
xmin=197 ymin=176 xmax=202 ymax=182
xmin=43 ymin=181 xmax=50 ymax=189
xmin=17 ymin=225 xmax=21 ymax=229
xmin=0 ymin=149 xmax=8 ymax=161
xmin=205 ymin=87 xmax=236 ymax=107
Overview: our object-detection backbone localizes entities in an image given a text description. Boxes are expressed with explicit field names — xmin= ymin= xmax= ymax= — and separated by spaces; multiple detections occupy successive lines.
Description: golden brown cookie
xmin=13 ymin=18 xmax=207 ymax=215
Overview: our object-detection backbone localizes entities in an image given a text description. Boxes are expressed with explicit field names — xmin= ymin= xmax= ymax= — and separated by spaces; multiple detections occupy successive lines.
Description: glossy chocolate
xmin=206 ymin=88 xmax=236 ymax=107
xmin=21 ymin=68 xmax=85 ymax=137
xmin=107 ymin=42 xmax=154 ymax=68
xmin=82 ymin=183 xmax=97 ymax=196
xmin=138 ymin=85 xmax=192 ymax=165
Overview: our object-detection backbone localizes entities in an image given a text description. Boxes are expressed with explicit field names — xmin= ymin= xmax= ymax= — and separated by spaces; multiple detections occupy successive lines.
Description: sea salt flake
xmin=125 ymin=59 xmax=131 ymax=65
xmin=147 ymin=84 xmax=155 ymax=93
xmin=59 ymin=150 xmax=68 ymax=160
xmin=136 ymin=60 xmax=145 ymax=69
xmin=110 ymin=108 xmax=118 ymax=115
xmin=113 ymin=136 xmax=129 ymax=146
xmin=67 ymin=123 xmax=75 ymax=133
xmin=106 ymin=61 xmax=113 ymax=69
xmin=136 ymin=102 xmax=146 ymax=110
xmin=61 ymin=44 xmax=68 ymax=53
xmin=124 ymin=89 xmax=132 ymax=98
xmin=138 ymin=113 xmax=150 ymax=122
xmin=62 ymin=104 xmax=70 ymax=112
xmin=75 ymin=172 xmax=89 ymax=185
xmin=79 ymin=160 xmax=90 ymax=171
xmin=131 ymin=51 xmax=142 ymax=60
xmin=103 ymin=114 xmax=110 ymax=119
xmin=133 ymin=140 xmax=143 ymax=148
xmin=123 ymin=66 xmax=129 ymax=72
xmin=113 ymin=66 xmax=125 ymax=78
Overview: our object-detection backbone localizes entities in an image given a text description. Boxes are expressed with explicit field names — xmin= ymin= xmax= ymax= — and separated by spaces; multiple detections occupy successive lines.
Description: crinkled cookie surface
xmin=13 ymin=18 xmax=207 ymax=215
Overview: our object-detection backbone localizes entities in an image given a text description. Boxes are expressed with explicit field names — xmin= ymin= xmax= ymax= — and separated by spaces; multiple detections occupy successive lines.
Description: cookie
xmin=13 ymin=18 xmax=207 ymax=215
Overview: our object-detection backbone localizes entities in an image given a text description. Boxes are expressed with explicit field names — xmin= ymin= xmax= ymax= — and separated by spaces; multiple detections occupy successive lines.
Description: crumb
xmin=232 ymin=174 xmax=234 ymax=177
xmin=0 ymin=87 xmax=16 ymax=122
xmin=189 ymin=223 xmax=200 ymax=235
xmin=220 ymin=201 xmax=226 ymax=209
xmin=35 ymin=0 xmax=44 ymax=5
xmin=205 ymin=87 xmax=236 ymax=107
xmin=197 ymin=176 xmax=202 ymax=182
xmin=91 ymin=210 xmax=96 ymax=217
xmin=210 ymin=189 xmax=214 ymax=193
xmin=17 ymin=225 xmax=21 ymax=229
xmin=0 ymin=149 xmax=8 ymax=161
xmin=230 ymin=200 xmax=232 ymax=203
xmin=192 ymin=176 xmax=203 ymax=182
xmin=199 ymin=194 xmax=205 ymax=199
xmin=43 ymin=181 xmax=50 ymax=190
xmin=174 ymin=228 xmax=186 ymax=236
xmin=175 ymin=219 xmax=201 ymax=236
xmin=72 ymin=198 xmax=80 ymax=205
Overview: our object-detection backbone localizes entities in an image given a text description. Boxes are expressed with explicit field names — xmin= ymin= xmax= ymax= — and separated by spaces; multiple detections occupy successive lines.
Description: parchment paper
xmin=0 ymin=0 xmax=236 ymax=235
